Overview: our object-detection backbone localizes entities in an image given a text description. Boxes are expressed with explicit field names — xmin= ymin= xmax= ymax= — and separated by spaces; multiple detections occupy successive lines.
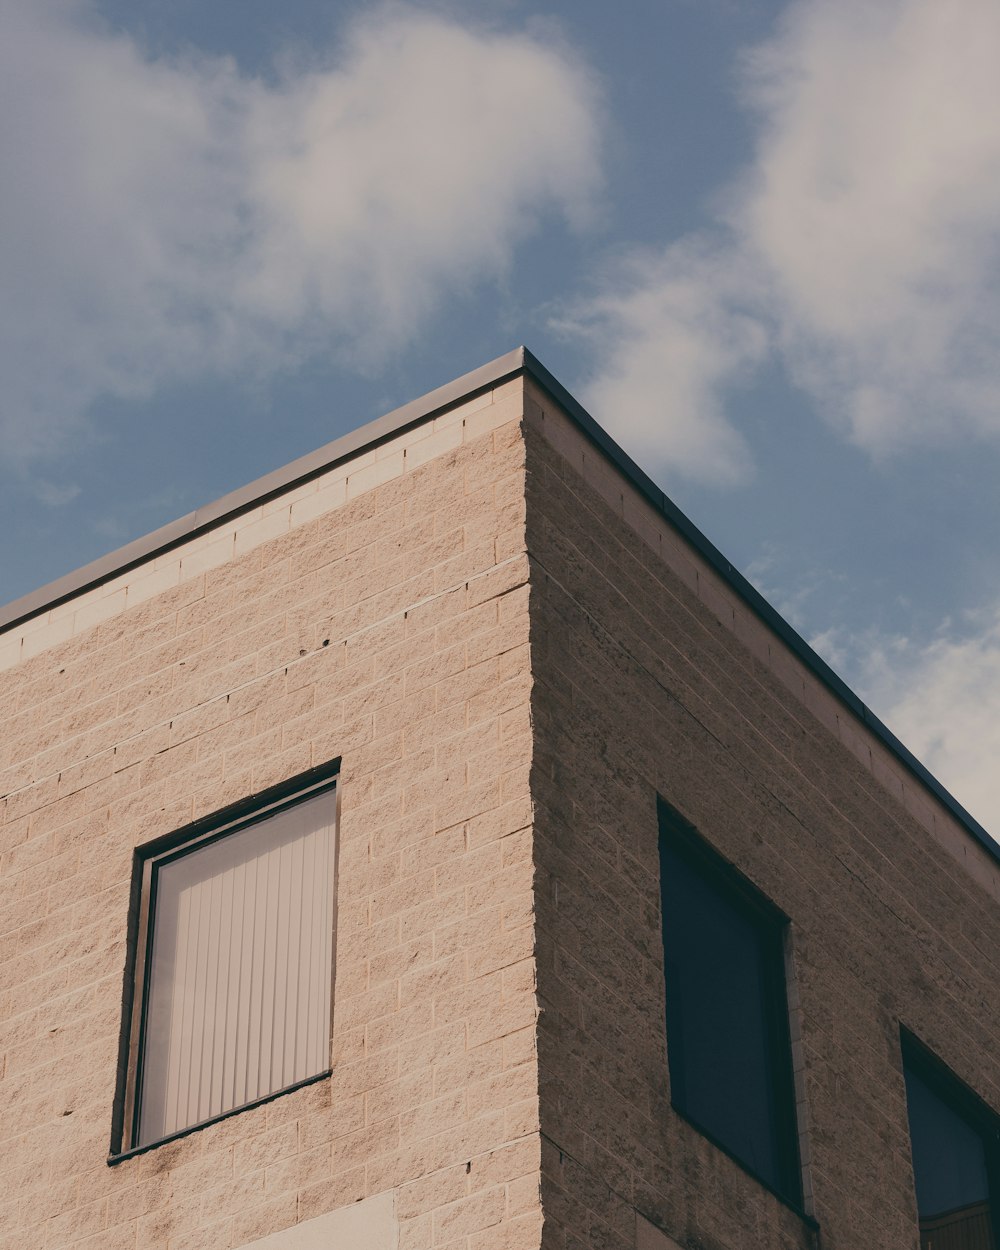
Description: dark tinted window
xmin=903 ymin=1040 xmax=999 ymax=1250
xmin=659 ymin=801 xmax=802 ymax=1206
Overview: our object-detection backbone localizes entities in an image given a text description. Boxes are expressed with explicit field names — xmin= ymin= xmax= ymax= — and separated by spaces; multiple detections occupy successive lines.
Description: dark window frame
xmin=901 ymin=1028 xmax=1000 ymax=1247
xmin=109 ymin=759 xmax=340 ymax=1163
xmin=658 ymin=797 xmax=808 ymax=1218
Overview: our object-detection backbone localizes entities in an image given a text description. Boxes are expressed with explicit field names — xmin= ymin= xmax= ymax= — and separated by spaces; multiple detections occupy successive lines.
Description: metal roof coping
xmin=2 ymin=344 xmax=997 ymax=867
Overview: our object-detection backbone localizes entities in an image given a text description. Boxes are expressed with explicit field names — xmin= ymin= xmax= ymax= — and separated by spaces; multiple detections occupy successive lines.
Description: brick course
xmin=522 ymin=402 xmax=1000 ymax=1249
xmin=0 ymin=385 xmax=542 ymax=1250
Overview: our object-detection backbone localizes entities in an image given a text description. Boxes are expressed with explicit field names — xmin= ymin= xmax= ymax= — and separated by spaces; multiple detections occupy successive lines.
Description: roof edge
xmin=519 ymin=348 xmax=1000 ymax=868
xmin=3 ymin=344 xmax=997 ymax=866
xmin=0 ymin=347 xmax=526 ymax=635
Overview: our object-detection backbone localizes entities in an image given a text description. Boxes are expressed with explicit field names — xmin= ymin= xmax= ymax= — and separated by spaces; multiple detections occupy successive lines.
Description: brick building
xmin=1 ymin=347 xmax=998 ymax=1250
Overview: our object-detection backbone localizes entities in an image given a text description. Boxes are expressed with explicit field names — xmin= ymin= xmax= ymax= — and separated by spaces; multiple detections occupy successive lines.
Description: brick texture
xmin=0 ymin=393 xmax=542 ymax=1250
xmin=522 ymin=411 xmax=1000 ymax=1250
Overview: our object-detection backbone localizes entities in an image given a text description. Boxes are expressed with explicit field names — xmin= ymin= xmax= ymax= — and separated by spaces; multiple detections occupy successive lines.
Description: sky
xmin=3 ymin=0 xmax=1000 ymax=837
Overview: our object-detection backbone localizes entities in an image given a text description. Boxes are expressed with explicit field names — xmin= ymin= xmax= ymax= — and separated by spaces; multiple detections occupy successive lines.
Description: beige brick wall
xmin=0 ymin=390 xmax=542 ymax=1250
xmin=523 ymin=383 xmax=1000 ymax=904
xmin=522 ymin=410 xmax=1000 ymax=1250
xmin=0 ymin=380 xmax=524 ymax=676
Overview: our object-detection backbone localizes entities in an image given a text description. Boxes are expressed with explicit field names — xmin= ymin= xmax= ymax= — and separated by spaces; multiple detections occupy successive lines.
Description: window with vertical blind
xmin=112 ymin=763 xmax=338 ymax=1156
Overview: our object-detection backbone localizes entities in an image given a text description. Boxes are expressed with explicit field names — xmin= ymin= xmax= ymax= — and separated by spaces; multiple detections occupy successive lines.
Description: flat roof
xmin=3 ymin=345 xmax=997 ymax=866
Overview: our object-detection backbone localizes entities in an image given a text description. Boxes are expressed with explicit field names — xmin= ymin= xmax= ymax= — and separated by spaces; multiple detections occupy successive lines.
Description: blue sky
xmin=3 ymin=0 xmax=1000 ymax=833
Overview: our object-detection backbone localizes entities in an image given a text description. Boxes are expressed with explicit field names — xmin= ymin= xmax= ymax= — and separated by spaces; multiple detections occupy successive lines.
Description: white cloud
xmin=850 ymin=606 xmax=1000 ymax=838
xmin=746 ymin=544 xmax=850 ymax=638
xmin=33 ymin=479 xmax=82 ymax=507
xmin=563 ymin=0 xmax=1000 ymax=476
xmin=555 ymin=238 xmax=765 ymax=484
xmin=0 ymin=1 xmax=602 ymax=462
xmin=741 ymin=0 xmax=1000 ymax=452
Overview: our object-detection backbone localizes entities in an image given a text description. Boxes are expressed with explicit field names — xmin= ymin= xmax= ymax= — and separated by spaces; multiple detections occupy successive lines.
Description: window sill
xmin=107 ymin=1068 xmax=332 ymax=1165
xmin=671 ymin=1102 xmax=819 ymax=1232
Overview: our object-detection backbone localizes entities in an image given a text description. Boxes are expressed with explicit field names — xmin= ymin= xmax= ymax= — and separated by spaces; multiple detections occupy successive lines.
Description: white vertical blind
xmin=137 ymin=789 xmax=336 ymax=1145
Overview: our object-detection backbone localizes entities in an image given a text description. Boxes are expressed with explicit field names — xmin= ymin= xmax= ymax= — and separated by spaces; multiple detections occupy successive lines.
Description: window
xmin=113 ymin=763 xmax=338 ymax=1155
xmin=658 ymin=799 xmax=802 ymax=1207
xmin=902 ymin=1032 xmax=1000 ymax=1250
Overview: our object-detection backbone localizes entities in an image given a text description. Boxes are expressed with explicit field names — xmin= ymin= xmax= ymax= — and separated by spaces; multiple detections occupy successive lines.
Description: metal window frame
xmin=657 ymin=797 xmax=809 ymax=1218
xmin=109 ymin=758 xmax=341 ymax=1162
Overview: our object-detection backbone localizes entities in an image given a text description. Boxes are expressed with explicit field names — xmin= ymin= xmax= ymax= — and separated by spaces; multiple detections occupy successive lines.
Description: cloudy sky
xmin=3 ymin=0 xmax=1000 ymax=836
